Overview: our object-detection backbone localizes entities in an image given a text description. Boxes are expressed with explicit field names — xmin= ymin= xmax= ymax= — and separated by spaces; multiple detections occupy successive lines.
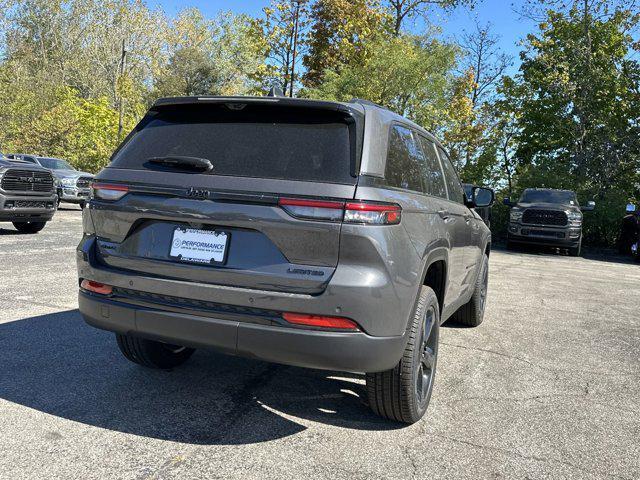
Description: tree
xmin=385 ymin=0 xmax=475 ymax=36
xmin=153 ymin=47 xmax=218 ymax=97
xmin=253 ymin=0 xmax=311 ymax=96
xmin=501 ymin=4 xmax=640 ymax=244
xmin=307 ymin=34 xmax=460 ymax=130
xmin=447 ymin=22 xmax=511 ymax=180
xmin=302 ymin=0 xmax=391 ymax=88
xmin=458 ymin=21 xmax=510 ymax=109
xmin=9 ymin=87 xmax=127 ymax=172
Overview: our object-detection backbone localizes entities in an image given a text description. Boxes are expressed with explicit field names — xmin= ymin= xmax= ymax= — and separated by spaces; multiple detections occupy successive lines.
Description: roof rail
xmin=350 ymin=98 xmax=384 ymax=108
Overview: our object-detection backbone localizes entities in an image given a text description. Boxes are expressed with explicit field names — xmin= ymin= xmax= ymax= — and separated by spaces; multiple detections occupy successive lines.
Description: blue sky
xmin=153 ymin=0 xmax=537 ymax=75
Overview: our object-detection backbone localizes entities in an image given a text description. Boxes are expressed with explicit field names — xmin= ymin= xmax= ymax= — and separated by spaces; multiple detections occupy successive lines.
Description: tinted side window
xmin=385 ymin=125 xmax=424 ymax=192
xmin=417 ymin=136 xmax=447 ymax=199
xmin=437 ymin=147 xmax=465 ymax=204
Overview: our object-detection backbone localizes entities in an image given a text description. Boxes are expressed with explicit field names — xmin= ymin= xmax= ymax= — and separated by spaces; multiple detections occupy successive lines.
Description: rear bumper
xmin=79 ymin=292 xmax=407 ymax=373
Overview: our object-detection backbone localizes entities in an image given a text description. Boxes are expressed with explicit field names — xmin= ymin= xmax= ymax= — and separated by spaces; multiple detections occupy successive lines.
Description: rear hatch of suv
xmin=88 ymin=97 xmax=364 ymax=294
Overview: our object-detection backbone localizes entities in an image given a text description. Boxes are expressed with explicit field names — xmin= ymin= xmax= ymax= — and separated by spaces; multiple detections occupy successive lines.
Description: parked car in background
xmin=0 ymin=156 xmax=57 ymax=233
xmin=6 ymin=154 xmax=93 ymax=209
xmin=77 ymin=95 xmax=494 ymax=424
xmin=618 ymin=203 xmax=639 ymax=260
xmin=504 ymin=188 xmax=595 ymax=256
xmin=463 ymin=183 xmax=493 ymax=228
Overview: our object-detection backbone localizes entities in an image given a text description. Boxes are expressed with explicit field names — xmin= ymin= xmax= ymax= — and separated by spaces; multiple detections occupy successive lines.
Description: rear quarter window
xmin=384 ymin=125 xmax=425 ymax=193
xmin=111 ymin=105 xmax=357 ymax=185
xmin=437 ymin=147 xmax=465 ymax=204
xmin=417 ymin=136 xmax=447 ymax=199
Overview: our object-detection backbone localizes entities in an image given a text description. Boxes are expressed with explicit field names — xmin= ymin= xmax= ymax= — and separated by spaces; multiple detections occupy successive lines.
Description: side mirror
xmin=581 ymin=200 xmax=595 ymax=212
xmin=502 ymin=197 xmax=513 ymax=207
xmin=473 ymin=187 xmax=495 ymax=208
xmin=626 ymin=203 xmax=637 ymax=213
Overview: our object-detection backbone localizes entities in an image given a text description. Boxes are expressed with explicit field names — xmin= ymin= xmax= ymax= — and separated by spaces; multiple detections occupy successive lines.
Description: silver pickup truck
xmin=0 ymin=155 xmax=57 ymax=233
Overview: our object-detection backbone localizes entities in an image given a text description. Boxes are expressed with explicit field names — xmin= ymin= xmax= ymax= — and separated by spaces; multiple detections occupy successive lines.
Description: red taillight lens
xmin=278 ymin=197 xmax=401 ymax=225
xmin=80 ymin=279 xmax=113 ymax=295
xmin=278 ymin=198 xmax=345 ymax=221
xmin=282 ymin=312 xmax=359 ymax=331
xmin=92 ymin=183 xmax=129 ymax=201
xmin=344 ymin=202 xmax=402 ymax=225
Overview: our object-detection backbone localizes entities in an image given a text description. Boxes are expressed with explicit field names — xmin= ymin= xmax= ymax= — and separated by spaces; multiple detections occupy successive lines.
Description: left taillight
xmin=278 ymin=198 xmax=401 ymax=225
xmin=92 ymin=183 xmax=129 ymax=201
xmin=80 ymin=279 xmax=113 ymax=295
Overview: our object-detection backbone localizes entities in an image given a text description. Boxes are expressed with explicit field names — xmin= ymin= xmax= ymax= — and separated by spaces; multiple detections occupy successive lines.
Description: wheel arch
xmin=420 ymin=247 xmax=448 ymax=318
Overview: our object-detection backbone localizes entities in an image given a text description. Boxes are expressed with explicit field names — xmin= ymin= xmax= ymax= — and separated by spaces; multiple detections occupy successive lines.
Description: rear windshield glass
xmin=520 ymin=190 xmax=577 ymax=205
xmin=111 ymin=105 xmax=356 ymax=184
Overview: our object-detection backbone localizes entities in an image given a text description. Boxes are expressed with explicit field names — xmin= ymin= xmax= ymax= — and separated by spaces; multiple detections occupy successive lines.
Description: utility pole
xmin=289 ymin=0 xmax=302 ymax=98
xmin=117 ymin=39 xmax=127 ymax=142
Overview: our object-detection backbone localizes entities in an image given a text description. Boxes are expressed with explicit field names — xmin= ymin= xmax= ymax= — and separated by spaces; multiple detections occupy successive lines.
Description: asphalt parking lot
xmin=1 ymin=209 xmax=639 ymax=480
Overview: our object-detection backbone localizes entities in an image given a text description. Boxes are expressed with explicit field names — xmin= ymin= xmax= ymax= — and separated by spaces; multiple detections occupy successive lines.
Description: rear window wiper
xmin=146 ymin=156 xmax=213 ymax=173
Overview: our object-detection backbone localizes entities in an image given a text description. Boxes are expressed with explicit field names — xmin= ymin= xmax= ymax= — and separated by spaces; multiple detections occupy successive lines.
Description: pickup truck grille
xmin=522 ymin=209 xmax=568 ymax=226
xmin=76 ymin=176 xmax=92 ymax=188
xmin=1 ymin=169 xmax=54 ymax=193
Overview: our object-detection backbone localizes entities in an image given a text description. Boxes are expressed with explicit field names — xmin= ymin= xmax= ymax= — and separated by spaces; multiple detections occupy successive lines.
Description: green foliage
xmin=499 ymin=3 xmax=640 ymax=246
xmin=306 ymin=34 xmax=459 ymax=129
xmin=303 ymin=0 xmax=392 ymax=88
xmin=7 ymin=87 xmax=134 ymax=172
xmin=1 ymin=0 xmax=638 ymax=250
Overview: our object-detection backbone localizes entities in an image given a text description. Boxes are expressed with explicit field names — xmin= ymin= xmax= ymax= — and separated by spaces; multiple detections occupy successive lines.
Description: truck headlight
xmin=567 ymin=210 xmax=582 ymax=226
xmin=510 ymin=209 xmax=523 ymax=222
xmin=61 ymin=177 xmax=76 ymax=187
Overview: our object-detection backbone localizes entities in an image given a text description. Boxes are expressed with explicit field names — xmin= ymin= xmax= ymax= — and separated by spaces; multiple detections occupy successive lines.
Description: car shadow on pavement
xmin=0 ymin=310 xmax=402 ymax=445
xmin=0 ymin=228 xmax=22 ymax=235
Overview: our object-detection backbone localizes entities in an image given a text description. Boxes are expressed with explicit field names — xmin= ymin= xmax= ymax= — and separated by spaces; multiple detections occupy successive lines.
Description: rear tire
xmin=366 ymin=286 xmax=439 ymax=424
xmin=451 ymin=254 xmax=489 ymax=327
xmin=116 ymin=334 xmax=195 ymax=369
xmin=79 ymin=201 xmax=87 ymax=209
xmin=12 ymin=221 xmax=47 ymax=234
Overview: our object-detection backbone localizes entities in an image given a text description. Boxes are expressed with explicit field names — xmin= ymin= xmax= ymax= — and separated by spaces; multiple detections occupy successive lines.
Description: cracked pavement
xmin=1 ymin=209 xmax=639 ymax=479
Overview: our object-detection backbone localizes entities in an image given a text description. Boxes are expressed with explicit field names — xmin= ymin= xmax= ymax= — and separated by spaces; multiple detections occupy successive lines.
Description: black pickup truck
xmin=0 ymin=156 xmax=57 ymax=233
xmin=504 ymin=188 xmax=595 ymax=256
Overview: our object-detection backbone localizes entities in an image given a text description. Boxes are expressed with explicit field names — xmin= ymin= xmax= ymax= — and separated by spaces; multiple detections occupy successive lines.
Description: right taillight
xmin=278 ymin=197 xmax=401 ymax=225
xmin=344 ymin=201 xmax=401 ymax=225
xmin=92 ymin=183 xmax=129 ymax=201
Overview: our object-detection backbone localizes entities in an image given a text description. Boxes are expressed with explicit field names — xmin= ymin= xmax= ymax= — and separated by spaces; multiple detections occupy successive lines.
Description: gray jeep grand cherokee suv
xmin=77 ymin=96 xmax=493 ymax=423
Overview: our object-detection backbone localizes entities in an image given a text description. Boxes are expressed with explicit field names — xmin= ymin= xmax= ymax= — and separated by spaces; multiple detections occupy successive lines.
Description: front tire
xmin=116 ymin=334 xmax=195 ymax=369
xmin=12 ymin=221 xmax=47 ymax=234
xmin=451 ymin=254 xmax=489 ymax=327
xmin=366 ymin=286 xmax=439 ymax=424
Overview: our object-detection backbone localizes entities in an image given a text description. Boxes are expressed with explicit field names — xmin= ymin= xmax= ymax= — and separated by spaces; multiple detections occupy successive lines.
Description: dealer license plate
xmin=169 ymin=228 xmax=229 ymax=265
